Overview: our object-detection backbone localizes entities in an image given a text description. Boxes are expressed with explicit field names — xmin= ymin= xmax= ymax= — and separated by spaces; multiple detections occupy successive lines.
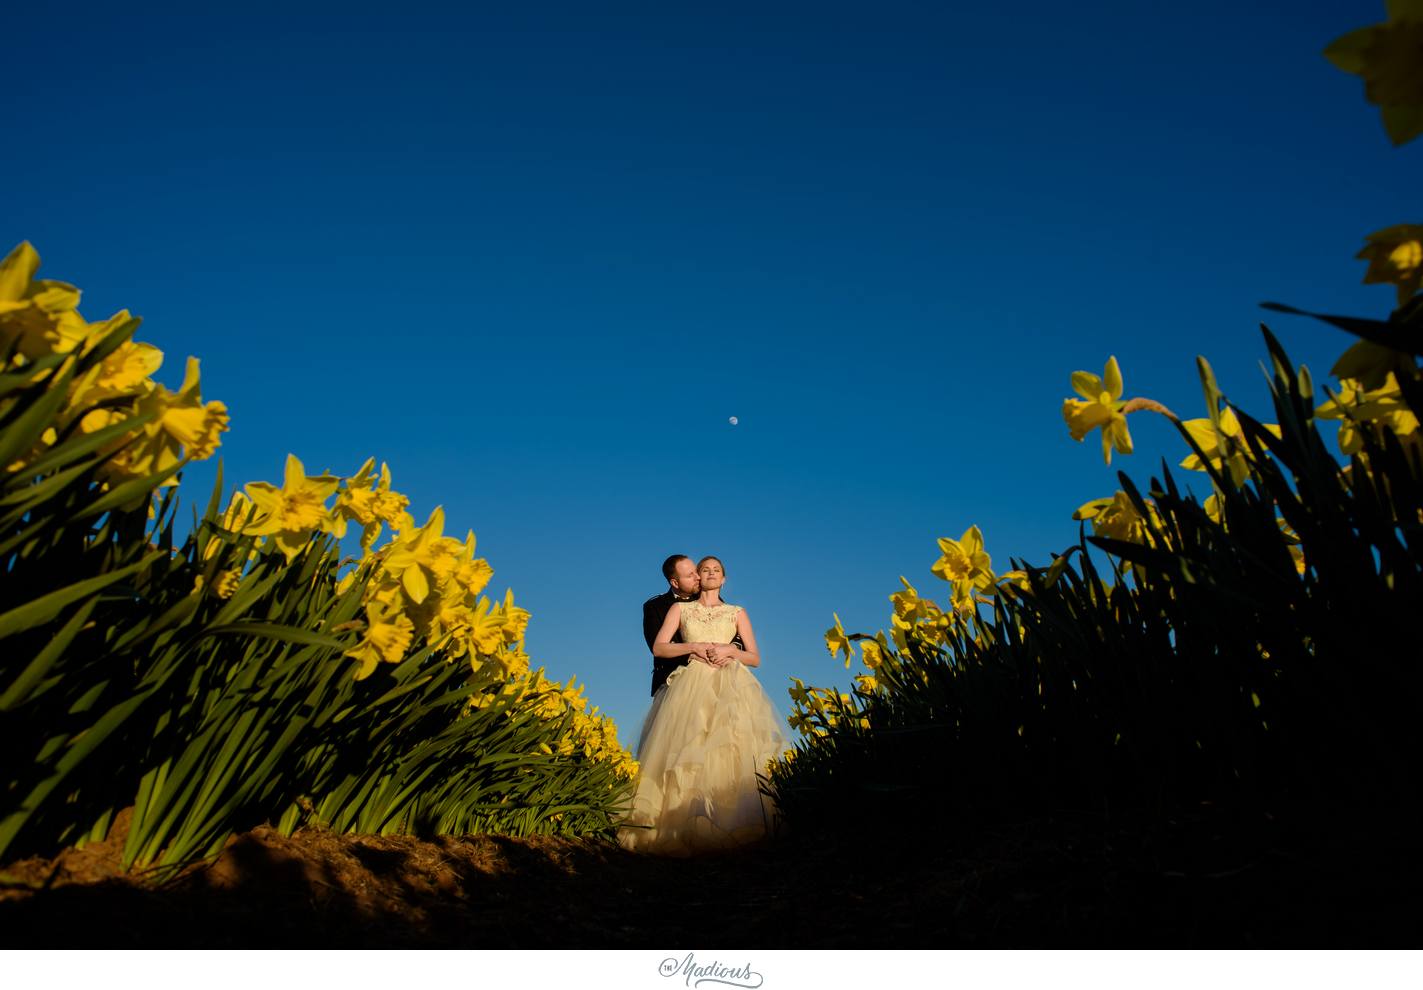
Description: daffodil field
xmin=0 ymin=245 xmax=637 ymax=874
xmin=768 ymin=9 xmax=1423 ymax=836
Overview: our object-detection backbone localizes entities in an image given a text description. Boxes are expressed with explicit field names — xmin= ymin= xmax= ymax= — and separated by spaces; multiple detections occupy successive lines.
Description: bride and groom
xmin=617 ymin=554 xmax=789 ymax=855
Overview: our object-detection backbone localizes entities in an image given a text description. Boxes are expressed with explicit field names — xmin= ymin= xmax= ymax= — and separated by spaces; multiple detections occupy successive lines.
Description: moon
xmin=728 ymin=416 xmax=739 ymax=426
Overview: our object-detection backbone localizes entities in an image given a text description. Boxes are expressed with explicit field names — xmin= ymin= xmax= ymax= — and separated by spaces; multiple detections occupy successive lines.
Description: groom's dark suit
xmin=643 ymin=589 xmax=746 ymax=696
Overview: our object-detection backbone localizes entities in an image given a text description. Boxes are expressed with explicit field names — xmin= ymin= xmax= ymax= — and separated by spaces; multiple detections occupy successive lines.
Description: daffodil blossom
xmin=344 ymin=602 xmax=416 ymax=680
xmin=859 ymin=639 xmax=885 ymax=671
xmin=1317 ymin=372 xmax=1419 ymax=455
xmin=380 ymin=506 xmax=464 ymax=604
xmin=824 ymin=612 xmax=853 ymax=667
xmin=243 ymin=454 xmax=340 ymax=562
xmin=0 ymin=241 xmax=93 ymax=362
xmin=90 ymin=356 xmax=229 ymax=491
xmin=468 ymin=595 xmax=507 ymax=655
xmin=1179 ymin=408 xmax=1281 ymax=487
xmin=931 ymin=524 xmax=996 ymax=592
xmin=500 ymin=588 xmax=531 ymax=644
xmin=1074 ymin=491 xmax=1161 ymax=546
xmin=1062 ymin=356 xmax=1134 ymax=464
xmin=1325 ymin=9 xmax=1423 ymax=147
xmin=1353 ymin=224 xmax=1423 ymax=306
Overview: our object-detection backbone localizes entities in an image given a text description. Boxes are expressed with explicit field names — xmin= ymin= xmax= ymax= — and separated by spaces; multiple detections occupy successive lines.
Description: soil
xmin=0 ymin=805 xmax=1414 ymax=947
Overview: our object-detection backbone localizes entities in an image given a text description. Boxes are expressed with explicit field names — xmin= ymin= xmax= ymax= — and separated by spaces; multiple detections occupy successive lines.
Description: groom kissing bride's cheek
xmin=621 ymin=553 xmax=785 ymax=855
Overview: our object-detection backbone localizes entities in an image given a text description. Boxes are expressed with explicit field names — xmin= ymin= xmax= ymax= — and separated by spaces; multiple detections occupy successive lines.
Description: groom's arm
xmin=643 ymin=596 xmax=670 ymax=654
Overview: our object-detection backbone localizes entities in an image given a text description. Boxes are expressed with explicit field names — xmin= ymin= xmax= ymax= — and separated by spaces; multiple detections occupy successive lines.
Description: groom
xmin=643 ymin=553 xmax=744 ymax=696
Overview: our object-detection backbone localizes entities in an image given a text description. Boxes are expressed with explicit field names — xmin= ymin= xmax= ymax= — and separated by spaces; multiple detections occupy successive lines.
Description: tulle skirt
xmin=617 ymin=659 xmax=789 ymax=856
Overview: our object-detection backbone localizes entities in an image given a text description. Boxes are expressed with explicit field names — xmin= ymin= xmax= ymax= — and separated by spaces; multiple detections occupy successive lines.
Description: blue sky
xmin=6 ymin=2 xmax=1414 ymax=743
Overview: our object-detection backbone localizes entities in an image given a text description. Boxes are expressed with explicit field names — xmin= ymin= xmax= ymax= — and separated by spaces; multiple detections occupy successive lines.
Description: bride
xmin=617 ymin=556 xmax=789 ymax=855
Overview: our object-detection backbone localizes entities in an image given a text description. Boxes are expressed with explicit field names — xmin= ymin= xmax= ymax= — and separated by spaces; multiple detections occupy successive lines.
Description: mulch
xmin=0 ymin=804 xmax=1414 ymax=947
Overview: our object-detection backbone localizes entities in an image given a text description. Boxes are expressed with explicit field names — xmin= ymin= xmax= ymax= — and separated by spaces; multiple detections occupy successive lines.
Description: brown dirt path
xmin=0 ymin=806 xmax=1413 ymax=947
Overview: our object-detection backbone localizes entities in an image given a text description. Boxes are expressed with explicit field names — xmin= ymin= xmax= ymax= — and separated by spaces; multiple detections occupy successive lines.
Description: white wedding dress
xmin=617 ymin=600 xmax=789 ymax=856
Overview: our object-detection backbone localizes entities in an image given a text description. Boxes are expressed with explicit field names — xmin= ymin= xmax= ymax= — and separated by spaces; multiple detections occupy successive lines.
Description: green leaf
xmin=0 ymin=368 xmax=74 ymax=471
xmin=75 ymin=461 xmax=186 ymax=519
xmin=1196 ymin=355 xmax=1223 ymax=428
xmin=0 ymin=597 xmax=98 ymax=711
xmin=1260 ymin=301 xmax=1423 ymax=355
xmin=11 ymin=404 xmax=159 ymax=483
xmin=0 ymin=549 xmax=164 ymax=639
xmin=198 ymin=622 xmax=348 ymax=651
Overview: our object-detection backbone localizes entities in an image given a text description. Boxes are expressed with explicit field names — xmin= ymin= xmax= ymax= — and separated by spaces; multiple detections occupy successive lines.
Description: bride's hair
xmin=696 ymin=555 xmax=725 ymax=575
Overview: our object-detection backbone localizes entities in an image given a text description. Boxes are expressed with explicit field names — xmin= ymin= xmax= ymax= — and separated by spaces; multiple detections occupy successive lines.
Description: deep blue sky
xmin=7 ymin=2 xmax=1414 ymax=743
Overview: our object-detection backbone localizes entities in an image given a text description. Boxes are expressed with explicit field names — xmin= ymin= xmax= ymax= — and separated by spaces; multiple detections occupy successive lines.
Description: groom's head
xmin=662 ymin=554 xmax=700 ymax=596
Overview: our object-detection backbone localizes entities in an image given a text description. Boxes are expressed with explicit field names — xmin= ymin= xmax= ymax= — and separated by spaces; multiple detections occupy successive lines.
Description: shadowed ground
xmin=0 ymin=805 xmax=1414 ymax=947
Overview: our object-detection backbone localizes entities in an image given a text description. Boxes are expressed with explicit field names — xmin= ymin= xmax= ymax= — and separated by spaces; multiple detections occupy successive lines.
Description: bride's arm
xmin=730 ymin=610 xmax=760 ymax=667
xmin=651 ymin=604 xmax=708 ymax=661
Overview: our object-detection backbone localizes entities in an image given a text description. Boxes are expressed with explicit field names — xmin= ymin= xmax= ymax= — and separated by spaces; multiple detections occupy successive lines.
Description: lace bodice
xmin=678 ymin=600 xmax=742 ymax=645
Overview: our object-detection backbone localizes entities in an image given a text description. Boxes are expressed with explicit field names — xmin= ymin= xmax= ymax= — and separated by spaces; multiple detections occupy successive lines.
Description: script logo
xmin=657 ymin=952 xmax=765 ymax=989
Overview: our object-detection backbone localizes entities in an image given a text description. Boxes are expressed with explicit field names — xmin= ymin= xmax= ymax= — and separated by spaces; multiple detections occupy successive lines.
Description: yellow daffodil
xmin=1316 ymin=378 xmax=1370 ymax=453
xmin=493 ymin=643 xmax=532 ymax=679
xmin=104 ymin=357 xmax=230 ymax=487
xmin=468 ymin=595 xmax=507 ymax=655
xmin=560 ymin=675 xmax=588 ymax=713
xmin=0 ymin=241 xmax=93 ymax=363
xmin=367 ymin=576 xmax=406 ymax=611
xmin=1062 ymin=356 xmax=1133 ymax=464
xmin=219 ymin=491 xmax=257 ymax=533
xmin=859 ymin=639 xmax=885 ymax=671
xmin=1203 ymin=492 xmax=1224 ymax=525
xmin=1317 ymin=372 xmax=1418 ymax=455
xmin=948 ymin=577 xmax=984 ymax=614
xmin=1353 ymin=224 xmax=1423 ymax=306
xmin=213 ymin=569 xmax=241 ymax=599
xmin=498 ymin=588 xmax=531 ymax=644
xmin=451 ymin=530 xmax=495 ymax=597
xmin=998 ymin=570 xmax=1031 ymax=593
xmin=331 ymin=458 xmax=413 ymax=551
xmin=1074 ymin=491 xmax=1158 ymax=545
xmin=380 ymin=506 xmax=464 ymax=604
xmin=1041 ymin=552 xmax=1074 ymax=589
xmin=931 ymin=524 xmax=995 ymax=590
xmin=66 ymin=336 xmax=160 ymax=420
xmin=427 ymin=596 xmax=476 ymax=656
xmin=141 ymin=357 xmax=228 ymax=461
xmin=243 ymin=454 xmax=340 ymax=562
xmin=825 ymin=612 xmax=853 ymax=667
xmin=330 ymin=457 xmax=380 ymax=533
xmin=1179 ymin=407 xmax=1281 ymax=486
xmin=344 ymin=602 xmax=416 ymax=680
xmin=1325 ymin=8 xmax=1423 ymax=146
xmin=889 ymin=577 xmax=940 ymax=622
xmin=375 ymin=490 xmax=414 ymax=532
xmin=204 ymin=492 xmax=256 ymax=561
xmin=94 ymin=338 xmax=161 ymax=392
xmin=788 ymin=676 xmax=812 ymax=708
